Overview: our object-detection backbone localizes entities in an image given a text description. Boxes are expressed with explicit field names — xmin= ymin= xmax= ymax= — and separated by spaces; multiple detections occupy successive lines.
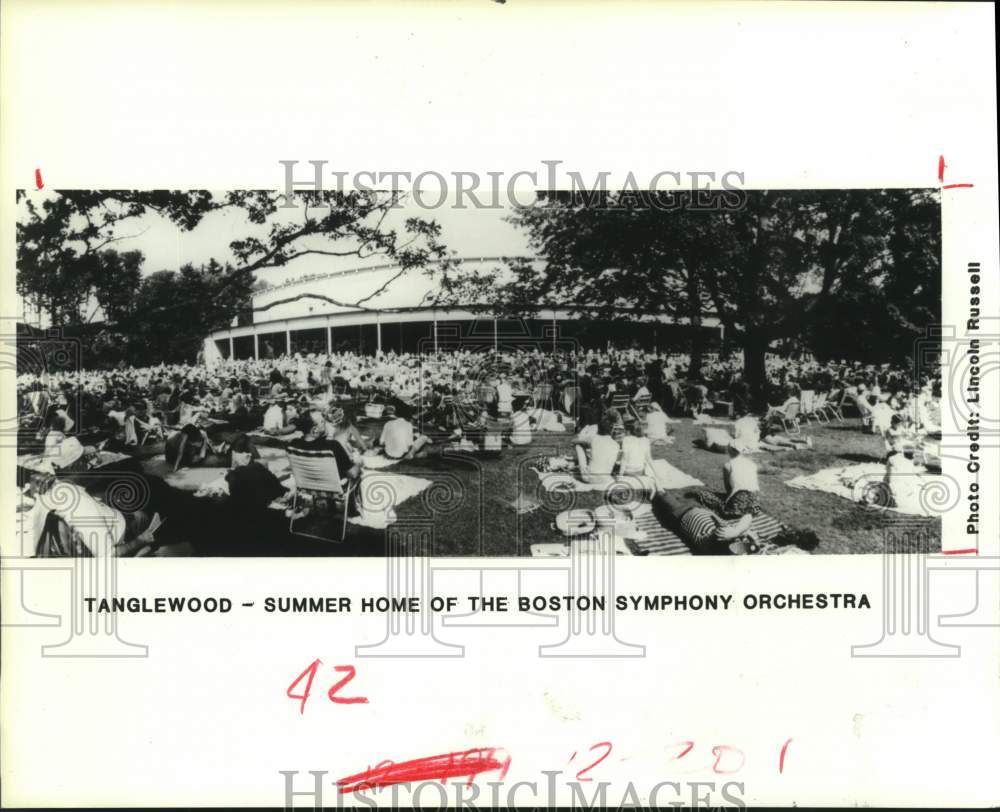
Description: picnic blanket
xmin=348 ymin=471 xmax=433 ymax=529
xmin=360 ymin=451 xmax=403 ymax=470
xmin=627 ymin=511 xmax=785 ymax=556
xmin=785 ymin=462 xmax=947 ymax=517
xmin=532 ymin=458 xmax=703 ymax=494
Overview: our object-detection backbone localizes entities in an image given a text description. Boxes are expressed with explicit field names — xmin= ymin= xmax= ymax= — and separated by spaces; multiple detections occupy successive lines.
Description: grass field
xmin=353 ymin=414 xmax=942 ymax=557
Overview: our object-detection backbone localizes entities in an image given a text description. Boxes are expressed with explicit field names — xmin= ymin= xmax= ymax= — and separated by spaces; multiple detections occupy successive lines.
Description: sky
xmin=26 ymin=192 xmax=533 ymax=288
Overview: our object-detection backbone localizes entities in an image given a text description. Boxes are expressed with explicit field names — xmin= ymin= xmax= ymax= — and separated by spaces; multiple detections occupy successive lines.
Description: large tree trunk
xmin=685 ymin=269 xmax=704 ymax=380
xmin=743 ymin=331 xmax=769 ymax=410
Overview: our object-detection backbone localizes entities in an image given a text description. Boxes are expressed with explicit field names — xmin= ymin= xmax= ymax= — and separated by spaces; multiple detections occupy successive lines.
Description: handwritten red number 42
xmin=287 ymin=659 xmax=369 ymax=714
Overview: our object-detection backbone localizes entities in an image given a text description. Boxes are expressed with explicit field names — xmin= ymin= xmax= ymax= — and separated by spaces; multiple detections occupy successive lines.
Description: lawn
xmin=354 ymin=415 xmax=942 ymax=557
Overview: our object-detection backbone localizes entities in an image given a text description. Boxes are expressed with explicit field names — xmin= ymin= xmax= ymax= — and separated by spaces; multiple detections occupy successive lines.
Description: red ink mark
xmin=779 ymin=738 xmax=793 ymax=774
xmin=34 ymin=169 xmax=43 ymax=190
xmin=710 ymin=745 xmax=746 ymax=774
xmin=287 ymin=658 xmax=321 ymax=715
xmin=574 ymin=741 xmax=612 ymax=782
xmin=944 ymin=548 xmax=978 ymax=555
xmin=337 ymin=747 xmax=511 ymax=794
xmin=668 ymin=740 xmax=695 ymax=760
xmin=327 ymin=664 xmax=368 ymax=705
xmin=938 ymin=155 xmax=974 ymax=189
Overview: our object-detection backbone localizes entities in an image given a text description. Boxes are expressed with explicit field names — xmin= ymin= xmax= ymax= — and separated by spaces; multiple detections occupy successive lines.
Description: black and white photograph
xmin=13 ymin=187 xmax=945 ymax=558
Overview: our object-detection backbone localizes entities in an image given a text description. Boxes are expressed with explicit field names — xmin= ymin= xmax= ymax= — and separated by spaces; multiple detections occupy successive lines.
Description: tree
xmin=432 ymin=189 xmax=941 ymax=406
xmin=17 ymin=189 xmax=457 ymax=365
xmin=16 ymin=191 xmax=218 ymax=325
xmin=434 ymin=190 xmax=709 ymax=366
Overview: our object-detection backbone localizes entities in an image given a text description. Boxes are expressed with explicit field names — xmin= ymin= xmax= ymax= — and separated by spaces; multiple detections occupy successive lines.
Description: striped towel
xmin=627 ymin=511 xmax=786 ymax=557
xmin=627 ymin=511 xmax=691 ymax=556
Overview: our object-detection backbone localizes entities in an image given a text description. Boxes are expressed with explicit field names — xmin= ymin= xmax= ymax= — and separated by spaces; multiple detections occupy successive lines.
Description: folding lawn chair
xmin=769 ymin=398 xmax=802 ymax=435
xmin=822 ymin=388 xmax=847 ymax=422
xmin=286 ymin=446 xmax=358 ymax=542
xmin=531 ymin=383 xmax=555 ymax=411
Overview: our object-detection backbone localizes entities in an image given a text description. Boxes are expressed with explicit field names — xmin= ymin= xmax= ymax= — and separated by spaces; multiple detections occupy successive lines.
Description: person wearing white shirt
xmin=644 ymin=403 xmax=673 ymax=443
xmin=620 ymin=421 xmax=654 ymax=476
xmin=509 ymin=404 xmax=532 ymax=445
xmin=574 ymin=417 xmax=620 ymax=485
xmin=495 ymin=378 xmax=513 ymax=416
xmin=720 ymin=443 xmax=762 ymax=517
xmin=377 ymin=405 xmax=431 ymax=459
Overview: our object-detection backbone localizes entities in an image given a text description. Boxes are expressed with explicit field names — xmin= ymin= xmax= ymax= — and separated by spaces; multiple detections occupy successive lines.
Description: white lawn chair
xmin=768 ymin=398 xmax=802 ymax=435
xmin=852 ymin=395 xmax=875 ymax=430
xmin=286 ymin=446 xmax=358 ymax=542
xmin=808 ymin=391 xmax=830 ymax=423
xmin=799 ymin=390 xmax=816 ymax=423
xmin=822 ymin=389 xmax=847 ymax=422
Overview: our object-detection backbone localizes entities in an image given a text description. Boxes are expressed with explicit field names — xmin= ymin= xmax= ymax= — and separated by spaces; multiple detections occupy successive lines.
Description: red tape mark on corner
xmin=35 ymin=169 xmax=44 ymax=190
xmin=337 ymin=747 xmax=511 ymax=794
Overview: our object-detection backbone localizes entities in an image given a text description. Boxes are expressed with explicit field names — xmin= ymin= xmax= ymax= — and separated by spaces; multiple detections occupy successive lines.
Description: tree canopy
xmin=433 ymin=189 xmax=941 ymax=403
xmin=17 ymin=190 xmax=454 ymax=365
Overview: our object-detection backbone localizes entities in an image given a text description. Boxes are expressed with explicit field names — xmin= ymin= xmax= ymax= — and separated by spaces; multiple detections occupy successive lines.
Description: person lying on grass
xmin=654 ymin=490 xmax=756 ymax=555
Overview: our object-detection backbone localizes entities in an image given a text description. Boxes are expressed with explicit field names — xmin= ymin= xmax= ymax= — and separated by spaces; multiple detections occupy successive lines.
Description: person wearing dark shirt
xmin=288 ymin=411 xmax=361 ymax=481
xmin=287 ymin=410 xmax=362 ymax=517
xmin=226 ymin=439 xmax=286 ymax=513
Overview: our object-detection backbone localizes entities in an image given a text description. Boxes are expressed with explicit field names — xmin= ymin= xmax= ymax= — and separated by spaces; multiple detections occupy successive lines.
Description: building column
xmin=493 ymin=318 xmax=498 ymax=353
xmin=285 ymin=327 xmax=291 ymax=357
xmin=376 ymin=312 xmax=382 ymax=356
xmin=253 ymin=332 xmax=259 ymax=360
xmin=228 ymin=335 xmax=234 ymax=360
xmin=326 ymin=321 xmax=332 ymax=354
xmin=433 ymin=313 xmax=439 ymax=354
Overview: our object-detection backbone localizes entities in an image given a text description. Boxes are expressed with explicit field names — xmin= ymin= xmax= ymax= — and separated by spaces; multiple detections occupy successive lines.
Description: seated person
xmin=509 ymin=402 xmax=533 ymax=446
xmin=731 ymin=415 xmax=761 ymax=451
xmin=884 ymin=414 xmax=917 ymax=459
xmin=495 ymin=377 xmax=514 ymax=416
xmin=643 ymin=403 xmax=674 ymax=444
xmin=164 ymin=423 xmax=227 ymax=472
xmin=721 ymin=443 xmax=762 ymax=517
xmin=375 ymin=405 xmax=432 ymax=460
xmin=632 ymin=377 xmax=651 ymax=403
xmin=463 ymin=408 xmax=502 ymax=450
xmin=654 ymin=489 xmax=755 ymax=554
xmin=26 ymin=472 xmax=164 ymax=557
xmin=604 ymin=407 xmax=627 ymax=442
xmin=574 ymin=417 xmax=620 ymax=485
xmin=762 ymin=395 xmax=799 ymax=434
xmin=619 ymin=420 xmax=655 ymax=476
xmin=327 ymin=408 xmax=370 ymax=457
xmin=870 ymin=399 xmax=895 ymax=436
xmin=261 ymin=399 xmax=299 ymax=436
xmin=288 ymin=411 xmax=363 ymax=511
xmin=225 ymin=434 xmax=287 ymax=515
xmin=702 ymin=425 xmax=733 ymax=452
xmin=36 ymin=416 xmax=98 ymax=472
xmin=881 ymin=449 xmax=923 ymax=513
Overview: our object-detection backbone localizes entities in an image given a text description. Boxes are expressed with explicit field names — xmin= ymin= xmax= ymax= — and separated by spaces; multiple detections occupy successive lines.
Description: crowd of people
xmin=15 ymin=346 xmax=943 ymax=557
